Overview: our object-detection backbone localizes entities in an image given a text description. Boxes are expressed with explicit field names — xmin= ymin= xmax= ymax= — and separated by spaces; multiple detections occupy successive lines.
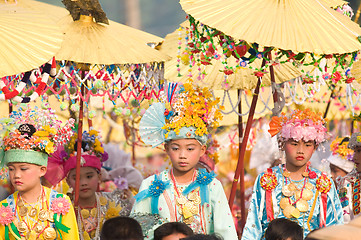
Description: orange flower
xmin=268 ymin=116 xmax=282 ymax=137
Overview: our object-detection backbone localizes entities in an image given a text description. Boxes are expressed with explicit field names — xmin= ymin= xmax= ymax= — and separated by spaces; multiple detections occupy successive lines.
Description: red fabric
xmin=4 ymin=89 xmax=19 ymax=99
xmin=320 ymin=192 xmax=328 ymax=227
xmin=35 ymin=82 xmax=46 ymax=95
xmin=2 ymin=86 xmax=10 ymax=94
xmin=266 ymin=168 xmax=274 ymax=221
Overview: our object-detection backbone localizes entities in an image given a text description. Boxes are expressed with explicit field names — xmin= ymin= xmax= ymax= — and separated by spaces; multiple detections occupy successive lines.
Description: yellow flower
xmin=94 ymin=145 xmax=104 ymax=153
xmin=34 ymin=137 xmax=50 ymax=143
xmin=33 ymin=131 xmax=49 ymax=137
xmin=89 ymin=130 xmax=98 ymax=136
xmin=105 ymin=204 xmax=122 ymax=219
xmin=43 ymin=125 xmax=56 ymax=135
xmin=45 ymin=142 xmax=54 ymax=154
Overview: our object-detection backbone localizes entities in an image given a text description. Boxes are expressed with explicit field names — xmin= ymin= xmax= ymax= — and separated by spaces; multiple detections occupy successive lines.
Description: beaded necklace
xmin=77 ymin=193 xmax=101 ymax=240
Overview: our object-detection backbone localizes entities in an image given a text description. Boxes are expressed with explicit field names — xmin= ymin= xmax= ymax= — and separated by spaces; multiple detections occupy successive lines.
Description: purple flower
xmin=114 ymin=177 xmax=128 ymax=190
xmin=101 ymin=152 xmax=109 ymax=161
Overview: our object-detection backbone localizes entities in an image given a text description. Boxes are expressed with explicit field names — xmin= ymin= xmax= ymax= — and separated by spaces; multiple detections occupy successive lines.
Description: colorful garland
xmin=184 ymin=15 xmax=359 ymax=89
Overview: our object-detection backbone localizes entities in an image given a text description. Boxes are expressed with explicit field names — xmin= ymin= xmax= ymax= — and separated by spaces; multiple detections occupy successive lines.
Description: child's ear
xmin=39 ymin=166 xmax=47 ymax=177
xmin=200 ymin=144 xmax=207 ymax=155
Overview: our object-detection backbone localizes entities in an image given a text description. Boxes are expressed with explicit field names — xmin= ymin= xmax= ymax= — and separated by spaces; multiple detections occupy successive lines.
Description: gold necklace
xmin=170 ymin=170 xmax=201 ymax=224
xmin=280 ymin=168 xmax=314 ymax=219
xmin=16 ymin=188 xmax=57 ymax=240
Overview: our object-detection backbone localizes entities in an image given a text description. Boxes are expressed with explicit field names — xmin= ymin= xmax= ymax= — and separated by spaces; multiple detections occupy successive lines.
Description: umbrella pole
xmin=8 ymin=102 xmax=12 ymax=115
xmin=229 ymin=58 xmax=266 ymax=230
xmin=74 ymin=80 xmax=85 ymax=207
xmin=132 ymin=120 xmax=136 ymax=166
xmin=323 ymin=86 xmax=336 ymax=119
xmin=268 ymin=52 xmax=278 ymax=103
xmin=237 ymin=89 xmax=244 ymax=235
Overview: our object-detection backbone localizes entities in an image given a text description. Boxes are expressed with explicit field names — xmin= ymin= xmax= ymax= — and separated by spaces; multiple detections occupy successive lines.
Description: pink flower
xmin=0 ymin=206 xmax=14 ymax=225
xmin=303 ymin=127 xmax=317 ymax=142
xmin=281 ymin=125 xmax=292 ymax=139
xmin=51 ymin=197 xmax=71 ymax=215
xmin=332 ymin=71 xmax=342 ymax=84
xmin=291 ymin=126 xmax=303 ymax=141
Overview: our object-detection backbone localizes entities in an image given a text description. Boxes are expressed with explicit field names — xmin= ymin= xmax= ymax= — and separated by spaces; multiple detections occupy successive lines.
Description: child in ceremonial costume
xmin=242 ymin=109 xmax=343 ymax=239
xmin=327 ymin=137 xmax=354 ymax=184
xmin=335 ymin=133 xmax=361 ymax=223
xmin=0 ymin=107 xmax=78 ymax=240
xmin=132 ymin=82 xmax=237 ymax=239
xmin=45 ymin=129 xmax=134 ymax=240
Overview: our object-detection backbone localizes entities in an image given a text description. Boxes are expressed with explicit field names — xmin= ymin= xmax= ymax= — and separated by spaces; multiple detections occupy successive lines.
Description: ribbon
xmin=8 ymin=223 xmax=21 ymax=240
xmin=264 ymin=169 xmax=274 ymax=221
xmin=307 ymin=190 xmax=319 ymax=231
xmin=0 ymin=148 xmax=5 ymax=168
xmin=134 ymin=174 xmax=170 ymax=214
xmin=182 ymin=169 xmax=216 ymax=205
xmin=320 ymin=192 xmax=328 ymax=227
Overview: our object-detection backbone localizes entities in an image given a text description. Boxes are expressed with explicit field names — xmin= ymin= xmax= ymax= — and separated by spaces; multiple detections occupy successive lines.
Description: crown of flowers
xmin=162 ymin=80 xmax=223 ymax=138
xmin=330 ymin=137 xmax=354 ymax=161
xmin=0 ymin=107 xmax=74 ymax=155
xmin=63 ymin=129 xmax=108 ymax=161
xmin=268 ymin=109 xmax=327 ymax=144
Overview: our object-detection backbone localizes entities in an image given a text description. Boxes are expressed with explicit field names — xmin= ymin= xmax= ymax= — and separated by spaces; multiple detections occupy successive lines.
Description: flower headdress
xmin=0 ymin=107 xmax=74 ymax=167
xmin=268 ymin=109 xmax=327 ymax=144
xmin=139 ymin=81 xmax=223 ymax=147
xmin=327 ymin=137 xmax=354 ymax=173
xmin=44 ymin=129 xmax=109 ymax=185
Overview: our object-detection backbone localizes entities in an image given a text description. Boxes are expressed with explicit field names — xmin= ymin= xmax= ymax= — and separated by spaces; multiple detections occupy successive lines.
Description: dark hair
xmin=182 ymin=234 xmax=224 ymax=240
xmin=154 ymin=222 xmax=193 ymax=240
xmin=100 ymin=216 xmax=143 ymax=240
xmin=265 ymin=218 xmax=303 ymax=240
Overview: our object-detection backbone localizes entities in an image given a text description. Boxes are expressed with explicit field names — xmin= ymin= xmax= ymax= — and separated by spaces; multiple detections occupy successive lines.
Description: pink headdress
xmin=44 ymin=129 xmax=108 ymax=186
xmin=268 ymin=109 xmax=327 ymax=144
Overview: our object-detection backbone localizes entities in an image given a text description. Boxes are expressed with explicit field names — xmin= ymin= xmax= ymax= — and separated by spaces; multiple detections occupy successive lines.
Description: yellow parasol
xmin=180 ymin=0 xmax=361 ymax=54
xmin=0 ymin=0 xmax=63 ymax=77
xmin=51 ymin=0 xmax=169 ymax=207
xmin=179 ymin=0 xmax=361 ymax=230
xmin=21 ymin=0 xmax=164 ymax=45
xmin=352 ymin=60 xmax=361 ymax=84
xmin=55 ymin=15 xmax=169 ymax=65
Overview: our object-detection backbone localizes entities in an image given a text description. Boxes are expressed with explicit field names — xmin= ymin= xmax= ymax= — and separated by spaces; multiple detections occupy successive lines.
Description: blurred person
xmin=181 ymin=234 xmax=223 ymax=240
xmin=306 ymin=215 xmax=361 ymax=240
xmin=100 ymin=216 xmax=143 ymax=240
xmin=265 ymin=218 xmax=303 ymax=240
xmin=327 ymin=137 xmax=354 ymax=183
xmin=154 ymin=222 xmax=193 ymax=240
xmin=334 ymin=132 xmax=361 ymax=223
